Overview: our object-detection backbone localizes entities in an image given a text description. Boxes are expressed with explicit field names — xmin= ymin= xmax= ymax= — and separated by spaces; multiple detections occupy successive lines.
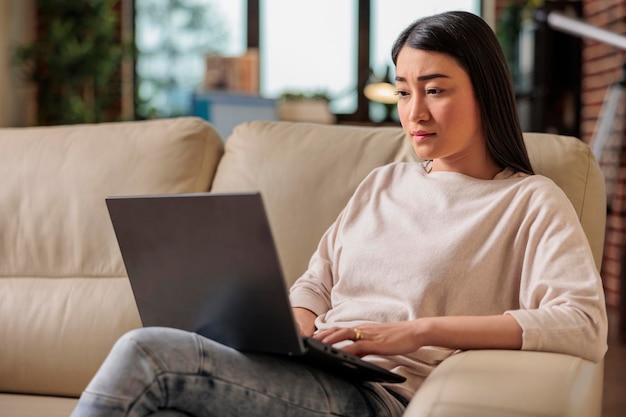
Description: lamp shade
xmin=364 ymin=82 xmax=398 ymax=105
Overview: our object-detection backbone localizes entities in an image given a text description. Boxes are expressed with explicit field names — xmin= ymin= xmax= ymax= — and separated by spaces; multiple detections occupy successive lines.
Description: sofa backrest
xmin=523 ymin=132 xmax=606 ymax=270
xmin=0 ymin=117 xmax=223 ymax=397
xmin=212 ymin=121 xmax=605 ymax=288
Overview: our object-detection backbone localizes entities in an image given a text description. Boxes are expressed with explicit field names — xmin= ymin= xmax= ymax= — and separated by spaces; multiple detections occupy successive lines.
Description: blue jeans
xmin=71 ymin=327 xmax=407 ymax=417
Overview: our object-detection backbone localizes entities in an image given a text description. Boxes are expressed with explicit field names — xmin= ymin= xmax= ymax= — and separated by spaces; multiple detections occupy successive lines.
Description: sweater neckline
xmin=420 ymin=161 xmax=524 ymax=180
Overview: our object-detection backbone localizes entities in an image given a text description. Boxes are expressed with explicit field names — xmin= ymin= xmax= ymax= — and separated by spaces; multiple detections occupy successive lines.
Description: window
xmin=370 ymin=0 xmax=481 ymax=81
xmin=259 ymin=0 xmax=358 ymax=114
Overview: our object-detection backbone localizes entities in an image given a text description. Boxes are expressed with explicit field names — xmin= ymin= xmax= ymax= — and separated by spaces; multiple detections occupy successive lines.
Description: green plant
xmin=12 ymin=0 xmax=127 ymax=125
xmin=279 ymin=91 xmax=331 ymax=101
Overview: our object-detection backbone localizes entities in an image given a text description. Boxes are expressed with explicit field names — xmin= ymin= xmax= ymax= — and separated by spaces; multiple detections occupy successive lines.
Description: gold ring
xmin=354 ymin=328 xmax=363 ymax=341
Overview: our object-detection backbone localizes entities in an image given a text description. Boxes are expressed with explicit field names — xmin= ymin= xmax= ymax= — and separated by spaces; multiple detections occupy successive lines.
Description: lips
xmin=412 ymin=130 xmax=435 ymax=143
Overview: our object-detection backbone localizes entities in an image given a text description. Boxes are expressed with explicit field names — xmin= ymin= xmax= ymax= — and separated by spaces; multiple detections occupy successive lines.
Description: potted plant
xmin=12 ymin=0 xmax=126 ymax=125
xmin=277 ymin=91 xmax=335 ymax=124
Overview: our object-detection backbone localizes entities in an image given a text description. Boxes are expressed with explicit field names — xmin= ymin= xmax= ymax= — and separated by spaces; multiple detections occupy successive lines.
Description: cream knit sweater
xmin=289 ymin=162 xmax=608 ymax=400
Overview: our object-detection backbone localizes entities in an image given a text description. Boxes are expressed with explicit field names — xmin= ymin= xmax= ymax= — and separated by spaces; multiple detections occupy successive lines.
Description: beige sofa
xmin=0 ymin=117 xmax=606 ymax=417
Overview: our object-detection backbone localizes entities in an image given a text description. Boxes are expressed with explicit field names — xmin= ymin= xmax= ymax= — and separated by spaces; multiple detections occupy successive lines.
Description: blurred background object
xmin=12 ymin=0 xmax=127 ymax=125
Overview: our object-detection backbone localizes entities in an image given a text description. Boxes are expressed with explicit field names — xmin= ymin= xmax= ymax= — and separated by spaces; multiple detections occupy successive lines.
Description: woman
xmin=71 ymin=11 xmax=607 ymax=417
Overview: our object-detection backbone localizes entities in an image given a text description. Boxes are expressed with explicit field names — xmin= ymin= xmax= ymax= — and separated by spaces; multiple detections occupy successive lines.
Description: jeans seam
xmin=127 ymin=378 xmax=165 ymax=415
xmin=82 ymin=338 xmax=172 ymax=405
xmin=126 ymin=336 xmax=175 ymax=411
xmin=133 ymin=336 xmax=170 ymax=372
xmin=193 ymin=332 xmax=208 ymax=376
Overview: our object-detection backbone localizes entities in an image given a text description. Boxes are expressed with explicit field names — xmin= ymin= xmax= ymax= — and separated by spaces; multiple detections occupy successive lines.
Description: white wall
xmin=0 ymin=0 xmax=35 ymax=127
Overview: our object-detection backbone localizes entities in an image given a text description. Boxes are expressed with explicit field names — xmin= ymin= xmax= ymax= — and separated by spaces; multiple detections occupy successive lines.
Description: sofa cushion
xmin=0 ymin=117 xmax=223 ymax=397
xmin=0 ymin=393 xmax=78 ymax=417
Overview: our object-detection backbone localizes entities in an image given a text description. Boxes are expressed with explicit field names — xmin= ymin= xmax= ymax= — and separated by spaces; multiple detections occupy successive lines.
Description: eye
xmin=394 ymin=90 xmax=409 ymax=97
xmin=426 ymin=88 xmax=443 ymax=95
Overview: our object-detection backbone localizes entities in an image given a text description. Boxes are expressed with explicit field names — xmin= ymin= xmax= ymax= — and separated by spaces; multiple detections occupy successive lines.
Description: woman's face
xmin=395 ymin=46 xmax=488 ymax=174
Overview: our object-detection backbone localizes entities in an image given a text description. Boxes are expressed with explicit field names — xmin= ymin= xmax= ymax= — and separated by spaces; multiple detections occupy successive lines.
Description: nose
xmin=407 ymin=95 xmax=430 ymax=123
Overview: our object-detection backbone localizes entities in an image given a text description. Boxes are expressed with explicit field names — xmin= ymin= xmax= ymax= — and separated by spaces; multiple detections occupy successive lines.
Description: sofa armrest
xmin=403 ymin=350 xmax=603 ymax=417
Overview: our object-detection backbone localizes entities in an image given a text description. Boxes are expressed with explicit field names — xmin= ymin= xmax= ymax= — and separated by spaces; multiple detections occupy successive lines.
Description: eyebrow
xmin=395 ymin=74 xmax=451 ymax=82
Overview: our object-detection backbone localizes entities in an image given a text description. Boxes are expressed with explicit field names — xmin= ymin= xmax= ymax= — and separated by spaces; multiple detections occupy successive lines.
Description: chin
xmin=411 ymin=144 xmax=435 ymax=161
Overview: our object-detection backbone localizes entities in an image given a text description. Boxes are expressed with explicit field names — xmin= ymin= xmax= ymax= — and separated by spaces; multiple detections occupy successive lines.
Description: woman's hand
xmin=313 ymin=315 xmax=523 ymax=357
xmin=314 ymin=321 xmax=424 ymax=357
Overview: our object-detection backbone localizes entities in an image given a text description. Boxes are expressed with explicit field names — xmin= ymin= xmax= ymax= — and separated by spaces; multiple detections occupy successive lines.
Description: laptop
xmin=106 ymin=192 xmax=405 ymax=384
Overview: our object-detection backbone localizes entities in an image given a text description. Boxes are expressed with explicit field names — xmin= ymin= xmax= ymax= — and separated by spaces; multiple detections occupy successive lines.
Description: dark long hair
xmin=391 ymin=11 xmax=534 ymax=175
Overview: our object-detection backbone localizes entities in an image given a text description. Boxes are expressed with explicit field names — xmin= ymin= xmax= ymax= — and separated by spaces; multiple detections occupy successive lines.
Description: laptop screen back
xmin=106 ymin=192 xmax=304 ymax=355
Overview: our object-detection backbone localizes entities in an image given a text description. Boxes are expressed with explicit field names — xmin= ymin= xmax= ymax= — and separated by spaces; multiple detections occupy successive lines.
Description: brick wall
xmin=581 ymin=0 xmax=626 ymax=312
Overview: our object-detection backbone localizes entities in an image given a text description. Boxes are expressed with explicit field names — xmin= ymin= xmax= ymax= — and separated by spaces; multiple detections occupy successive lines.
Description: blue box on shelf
xmin=192 ymin=91 xmax=278 ymax=140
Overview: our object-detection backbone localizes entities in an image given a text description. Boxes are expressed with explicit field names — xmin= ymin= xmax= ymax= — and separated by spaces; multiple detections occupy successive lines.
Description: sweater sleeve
xmin=505 ymin=179 xmax=608 ymax=363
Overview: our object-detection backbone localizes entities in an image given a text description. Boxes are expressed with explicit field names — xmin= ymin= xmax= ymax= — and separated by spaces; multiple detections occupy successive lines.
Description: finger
xmin=341 ymin=339 xmax=377 ymax=357
xmin=317 ymin=327 xmax=359 ymax=345
xmin=312 ymin=327 xmax=341 ymax=340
